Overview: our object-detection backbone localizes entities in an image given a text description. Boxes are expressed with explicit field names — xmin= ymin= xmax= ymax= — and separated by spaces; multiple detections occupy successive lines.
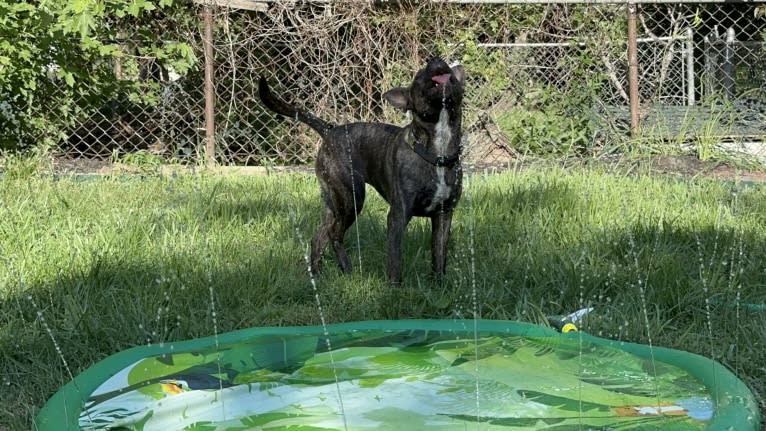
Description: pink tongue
xmin=432 ymin=73 xmax=451 ymax=85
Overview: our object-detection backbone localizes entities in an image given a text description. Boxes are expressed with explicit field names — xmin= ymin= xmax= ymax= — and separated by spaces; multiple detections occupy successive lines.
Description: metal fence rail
xmin=2 ymin=1 xmax=764 ymax=166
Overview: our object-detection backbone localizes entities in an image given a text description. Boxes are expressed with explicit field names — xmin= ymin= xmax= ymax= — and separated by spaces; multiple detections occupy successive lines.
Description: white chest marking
xmin=426 ymin=108 xmax=452 ymax=212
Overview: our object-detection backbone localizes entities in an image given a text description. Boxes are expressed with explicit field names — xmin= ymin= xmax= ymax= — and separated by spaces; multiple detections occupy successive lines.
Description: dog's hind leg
xmin=310 ymin=201 xmax=333 ymax=275
xmin=311 ymin=174 xmax=365 ymax=275
xmin=311 ymin=205 xmax=343 ymax=274
xmin=331 ymin=175 xmax=366 ymax=273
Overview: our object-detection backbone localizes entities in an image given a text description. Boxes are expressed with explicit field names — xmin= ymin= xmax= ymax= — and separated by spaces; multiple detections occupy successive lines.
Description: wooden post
xmin=203 ymin=7 xmax=216 ymax=167
xmin=723 ymin=27 xmax=736 ymax=100
xmin=686 ymin=27 xmax=695 ymax=106
xmin=627 ymin=3 xmax=640 ymax=137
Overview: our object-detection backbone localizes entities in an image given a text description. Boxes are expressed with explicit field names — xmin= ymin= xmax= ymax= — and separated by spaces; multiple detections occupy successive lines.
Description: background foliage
xmin=1 ymin=2 xmax=764 ymax=164
xmin=0 ymin=0 xmax=196 ymax=150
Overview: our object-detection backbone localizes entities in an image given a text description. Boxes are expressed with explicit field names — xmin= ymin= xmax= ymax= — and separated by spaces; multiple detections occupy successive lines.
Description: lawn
xmin=1 ymin=165 xmax=765 ymax=430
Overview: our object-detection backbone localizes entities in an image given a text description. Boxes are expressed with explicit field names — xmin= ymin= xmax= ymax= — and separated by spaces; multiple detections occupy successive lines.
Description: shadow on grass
xmin=2 ymin=173 xmax=765 ymax=429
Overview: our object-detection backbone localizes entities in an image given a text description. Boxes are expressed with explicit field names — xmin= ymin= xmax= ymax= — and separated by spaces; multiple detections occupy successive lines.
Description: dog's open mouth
xmin=431 ymin=73 xmax=452 ymax=87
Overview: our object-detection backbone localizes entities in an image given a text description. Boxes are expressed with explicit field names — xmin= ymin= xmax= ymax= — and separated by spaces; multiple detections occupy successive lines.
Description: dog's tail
xmin=258 ymin=76 xmax=334 ymax=138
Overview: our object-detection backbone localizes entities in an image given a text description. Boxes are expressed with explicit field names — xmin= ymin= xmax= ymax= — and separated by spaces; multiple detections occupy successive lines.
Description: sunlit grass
xmin=1 ymin=165 xmax=765 ymax=429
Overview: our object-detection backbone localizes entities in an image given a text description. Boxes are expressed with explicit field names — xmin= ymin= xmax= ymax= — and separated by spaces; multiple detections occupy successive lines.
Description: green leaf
xmin=76 ymin=11 xmax=95 ymax=38
xmin=17 ymin=48 xmax=33 ymax=62
xmin=98 ymin=44 xmax=119 ymax=56
xmin=69 ymin=0 xmax=90 ymax=14
xmin=128 ymin=0 xmax=156 ymax=17
xmin=56 ymin=70 xmax=75 ymax=87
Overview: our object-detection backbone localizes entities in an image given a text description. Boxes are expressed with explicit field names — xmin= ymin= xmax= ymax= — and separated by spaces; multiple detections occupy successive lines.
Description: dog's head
xmin=384 ymin=57 xmax=465 ymax=123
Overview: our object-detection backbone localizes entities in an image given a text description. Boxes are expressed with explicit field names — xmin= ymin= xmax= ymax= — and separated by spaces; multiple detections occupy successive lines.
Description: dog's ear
xmin=451 ymin=65 xmax=466 ymax=85
xmin=383 ymin=87 xmax=410 ymax=112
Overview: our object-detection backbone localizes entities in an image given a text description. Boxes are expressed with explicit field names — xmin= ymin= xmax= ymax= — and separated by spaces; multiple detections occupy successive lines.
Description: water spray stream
xmin=730 ymin=230 xmax=744 ymax=374
xmin=27 ymin=293 xmax=75 ymax=384
xmin=26 ymin=290 xmax=96 ymax=425
xmin=627 ymin=221 xmax=663 ymax=413
xmin=728 ymin=193 xmax=745 ymax=375
xmin=695 ymin=206 xmax=724 ymax=406
xmin=207 ymin=270 xmax=225 ymax=416
xmin=344 ymin=125 xmax=363 ymax=275
xmin=576 ymin=252 xmax=586 ymax=429
xmin=290 ymin=209 xmax=349 ymax=431
xmin=465 ymin=180 xmax=482 ymax=429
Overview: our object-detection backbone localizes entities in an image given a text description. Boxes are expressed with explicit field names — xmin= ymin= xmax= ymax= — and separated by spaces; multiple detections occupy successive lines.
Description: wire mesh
xmin=2 ymin=1 xmax=764 ymax=166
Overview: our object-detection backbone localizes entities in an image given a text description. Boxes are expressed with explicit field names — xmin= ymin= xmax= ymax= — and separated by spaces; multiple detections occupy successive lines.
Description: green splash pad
xmin=36 ymin=320 xmax=759 ymax=430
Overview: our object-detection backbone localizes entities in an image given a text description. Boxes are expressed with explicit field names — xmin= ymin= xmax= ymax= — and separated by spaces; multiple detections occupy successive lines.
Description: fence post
xmin=686 ymin=27 xmax=695 ymax=106
xmin=203 ymin=6 xmax=216 ymax=167
xmin=703 ymin=35 xmax=712 ymax=100
xmin=723 ymin=27 xmax=736 ymax=100
xmin=627 ymin=3 xmax=640 ymax=137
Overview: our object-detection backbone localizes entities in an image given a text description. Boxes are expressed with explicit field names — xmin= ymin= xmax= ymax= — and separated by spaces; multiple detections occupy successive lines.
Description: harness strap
xmin=407 ymin=131 xmax=461 ymax=168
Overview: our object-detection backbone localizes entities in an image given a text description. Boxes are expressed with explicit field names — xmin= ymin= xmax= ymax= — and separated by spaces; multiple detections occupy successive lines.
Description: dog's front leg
xmin=386 ymin=206 xmax=410 ymax=286
xmin=431 ymin=211 xmax=453 ymax=276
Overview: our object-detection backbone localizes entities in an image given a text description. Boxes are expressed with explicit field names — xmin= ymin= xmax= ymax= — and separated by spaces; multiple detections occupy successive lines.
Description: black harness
xmin=406 ymin=131 xmax=461 ymax=168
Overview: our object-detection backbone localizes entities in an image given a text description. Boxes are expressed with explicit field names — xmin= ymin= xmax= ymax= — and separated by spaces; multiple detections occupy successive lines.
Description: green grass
xmin=1 ymin=166 xmax=765 ymax=430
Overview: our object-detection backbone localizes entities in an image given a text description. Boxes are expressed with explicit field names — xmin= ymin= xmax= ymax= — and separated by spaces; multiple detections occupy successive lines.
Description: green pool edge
xmin=35 ymin=319 xmax=760 ymax=430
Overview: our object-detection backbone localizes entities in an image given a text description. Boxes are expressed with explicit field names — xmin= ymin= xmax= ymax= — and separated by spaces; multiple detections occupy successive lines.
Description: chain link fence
xmin=3 ymin=1 xmax=765 ymax=167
